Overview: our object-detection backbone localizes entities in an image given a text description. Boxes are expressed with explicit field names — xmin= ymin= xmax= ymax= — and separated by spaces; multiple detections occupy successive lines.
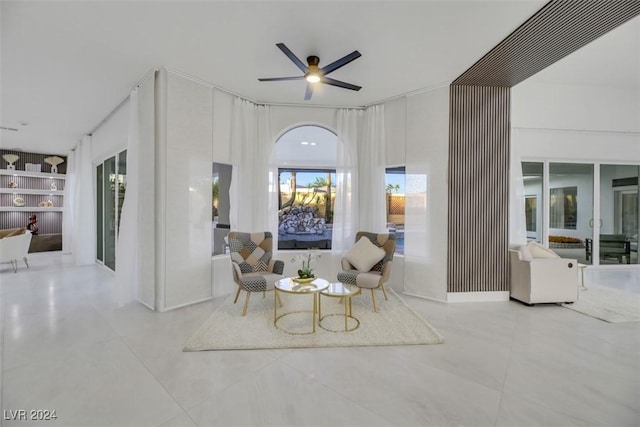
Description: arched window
xmin=274 ymin=125 xmax=336 ymax=250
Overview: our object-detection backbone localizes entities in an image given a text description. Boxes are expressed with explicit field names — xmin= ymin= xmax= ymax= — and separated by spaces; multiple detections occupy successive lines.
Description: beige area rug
xmin=562 ymin=285 xmax=640 ymax=323
xmin=184 ymin=288 xmax=444 ymax=351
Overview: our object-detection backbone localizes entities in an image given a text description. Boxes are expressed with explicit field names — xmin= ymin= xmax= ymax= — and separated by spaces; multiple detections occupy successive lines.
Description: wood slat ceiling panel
xmin=453 ymin=0 xmax=640 ymax=87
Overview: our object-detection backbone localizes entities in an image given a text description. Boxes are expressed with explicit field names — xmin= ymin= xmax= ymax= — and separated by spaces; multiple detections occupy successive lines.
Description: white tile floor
xmin=1 ymin=252 xmax=639 ymax=426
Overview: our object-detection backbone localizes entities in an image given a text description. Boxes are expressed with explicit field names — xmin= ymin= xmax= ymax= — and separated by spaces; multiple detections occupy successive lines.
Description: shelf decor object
xmin=13 ymin=197 xmax=25 ymax=207
xmin=44 ymin=156 xmax=64 ymax=174
xmin=2 ymin=154 xmax=19 ymax=170
xmin=50 ymin=181 xmax=57 ymax=191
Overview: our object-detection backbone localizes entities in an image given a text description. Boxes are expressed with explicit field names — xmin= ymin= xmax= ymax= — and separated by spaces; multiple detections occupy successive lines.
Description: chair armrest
xmin=270 ymin=259 xmax=284 ymax=275
xmin=341 ymin=258 xmax=353 ymax=270
xmin=231 ymin=261 xmax=243 ymax=282
xmin=380 ymin=261 xmax=393 ymax=282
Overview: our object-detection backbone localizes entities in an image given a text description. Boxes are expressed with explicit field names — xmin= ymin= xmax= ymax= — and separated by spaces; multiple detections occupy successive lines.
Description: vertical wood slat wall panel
xmin=0 ymin=212 xmax=62 ymax=234
xmin=448 ymin=86 xmax=510 ymax=293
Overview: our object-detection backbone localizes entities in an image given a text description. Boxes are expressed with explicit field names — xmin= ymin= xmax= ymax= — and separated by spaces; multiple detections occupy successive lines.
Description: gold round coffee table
xmin=318 ymin=282 xmax=361 ymax=332
xmin=274 ymin=277 xmax=329 ymax=335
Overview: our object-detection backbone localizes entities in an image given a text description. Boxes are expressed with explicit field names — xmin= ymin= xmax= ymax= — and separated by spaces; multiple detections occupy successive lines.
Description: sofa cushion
xmin=517 ymin=244 xmax=533 ymax=261
xmin=345 ymin=236 xmax=386 ymax=272
xmin=527 ymin=241 xmax=560 ymax=259
xmin=0 ymin=227 xmax=26 ymax=239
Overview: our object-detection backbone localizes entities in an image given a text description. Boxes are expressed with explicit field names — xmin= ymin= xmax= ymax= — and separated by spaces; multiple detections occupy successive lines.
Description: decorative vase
xmin=2 ymin=154 xmax=19 ymax=170
xmin=44 ymin=156 xmax=64 ymax=174
xmin=292 ymin=276 xmax=315 ymax=283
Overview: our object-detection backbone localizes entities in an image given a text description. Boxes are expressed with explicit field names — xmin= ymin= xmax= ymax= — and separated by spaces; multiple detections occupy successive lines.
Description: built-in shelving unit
xmin=0 ymin=154 xmax=67 ymax=235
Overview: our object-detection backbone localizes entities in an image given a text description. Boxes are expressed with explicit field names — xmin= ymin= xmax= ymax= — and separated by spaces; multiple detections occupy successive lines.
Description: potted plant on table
xmin=291 ymin=249 xmax=321 ymax=282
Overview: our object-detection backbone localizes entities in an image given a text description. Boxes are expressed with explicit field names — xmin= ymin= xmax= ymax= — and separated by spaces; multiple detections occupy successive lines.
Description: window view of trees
xmin=278 ymin=169 xmax=335 ymax=249
xmin=385 ymin=166 xmax=405 ymax=254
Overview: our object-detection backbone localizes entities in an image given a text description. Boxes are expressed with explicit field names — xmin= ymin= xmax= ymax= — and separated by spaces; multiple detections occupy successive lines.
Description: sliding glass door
xmin=548 ymin=163 xmax=593 ymax=265
xmin=96 ymin=150 xmax=127 ymax=270
xmin=599 ymin=164 xmax=639 ymax=265
xmin=520 ymin=161 xmax=638 ymax=267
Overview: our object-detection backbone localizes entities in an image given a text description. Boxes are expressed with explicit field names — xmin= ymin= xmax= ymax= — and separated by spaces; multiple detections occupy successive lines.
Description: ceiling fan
xmin=258 ymin=43 xmax=362 ymax=100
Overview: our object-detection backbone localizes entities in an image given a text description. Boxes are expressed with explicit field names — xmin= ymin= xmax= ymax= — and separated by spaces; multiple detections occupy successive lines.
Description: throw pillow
xmin=345 ymin=236 xmax=386 ymax=272
xmin=527 ymin=241 xmax=560 ymax=259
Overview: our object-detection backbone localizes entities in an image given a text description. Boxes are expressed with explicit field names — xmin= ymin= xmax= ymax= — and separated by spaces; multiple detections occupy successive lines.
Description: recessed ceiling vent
xmin=0 ymin=126 xmax=19 ymax=132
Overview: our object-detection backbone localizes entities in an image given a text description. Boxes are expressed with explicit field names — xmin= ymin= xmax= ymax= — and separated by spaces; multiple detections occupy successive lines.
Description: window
xmin=525 ymin=196 xmax=537 ymax=232
xmin=212 ymin=162 xmax=232 ymax=255
xmin=274 ymin=125 xmax=338 ymax=250
xmin=278 ymin=168 xmax=335 ymax=249
xmin=550 ymin=186 xmax=577 ymax=229
xmin=385 ymin=166 xmax=405 ymax=254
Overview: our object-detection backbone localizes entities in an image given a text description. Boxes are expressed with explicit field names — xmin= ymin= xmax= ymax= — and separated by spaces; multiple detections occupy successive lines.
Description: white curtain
xmin=333 ymin=108 xmax=361 ymax=252
xmin=509 ymin=136 xmax=527 ymax=246
xmin=62 ymin=150 xmax=76 ymax=254
xmin=114 ymin=88 xmax=140 ymax=306
xmin=229 ymin=98 xmax=274 ymax=233
xmin=113 ymin=75 xmax=156 ymax=308
xmin=73 ymin=135 xmax=96 ymax=265
xmin=360 ymin=104 xmax=387 ymax=232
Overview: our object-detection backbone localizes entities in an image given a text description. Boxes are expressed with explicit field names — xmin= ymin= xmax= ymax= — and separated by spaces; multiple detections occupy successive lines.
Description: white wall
xmin=512 ymin=82 xmax=640 ymax=163
xmin=91 ymin=98 xmax=129 ymax=163
xmin=512 ymin=82 xmax=639 ymax=133
xmin=402 ymin=87 xmax=449 ymax=301
xmin=158 ymin=70 xmax=213 ymax=310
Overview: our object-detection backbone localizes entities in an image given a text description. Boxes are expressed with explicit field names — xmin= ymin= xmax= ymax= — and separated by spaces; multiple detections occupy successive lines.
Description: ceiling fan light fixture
xmin=305 ymin=73 xmax=321 ymax=83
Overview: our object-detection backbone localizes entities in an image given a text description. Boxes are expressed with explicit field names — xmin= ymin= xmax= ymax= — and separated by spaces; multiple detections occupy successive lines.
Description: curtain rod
xmin=87 ymin=68 xmax=158 ymax=136
xmin=165 ymin=67 xmax=367 ymax=110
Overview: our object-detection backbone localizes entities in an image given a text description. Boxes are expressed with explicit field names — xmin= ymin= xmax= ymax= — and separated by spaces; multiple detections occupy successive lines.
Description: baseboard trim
xmin=401 ymin=291 xmax=447 ymax=303
xmin=447 ymin=291 xmax=510 ymax=303
xmin=160 ymin=296 xmax=213 ymax=312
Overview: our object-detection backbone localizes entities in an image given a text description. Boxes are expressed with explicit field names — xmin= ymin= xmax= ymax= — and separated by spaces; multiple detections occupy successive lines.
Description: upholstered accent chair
xmin=0 ymin=228 xmax=32 ymax=273
xmin=509 ymin=242 xmax=578 ymax=305
xmin=228 ymin=231 xmax=284 ymax=316
xmin=337 ymin=231 xmax=396 ymax=312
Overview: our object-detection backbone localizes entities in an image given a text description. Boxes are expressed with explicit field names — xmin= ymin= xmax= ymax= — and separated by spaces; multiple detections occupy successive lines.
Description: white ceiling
xmin=1 ymin=1 xmax=636 ymax=155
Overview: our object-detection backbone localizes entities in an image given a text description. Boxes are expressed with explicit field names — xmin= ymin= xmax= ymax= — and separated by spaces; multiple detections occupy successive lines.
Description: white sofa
xmin=509 ymin=242 xmax=578 ymax=305
xmin=0 ymin=231 xmax=33 ymax=273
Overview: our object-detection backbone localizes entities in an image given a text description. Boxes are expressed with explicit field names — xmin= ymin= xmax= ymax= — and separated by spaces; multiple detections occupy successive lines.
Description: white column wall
xmin=403 ymin=88 xmax=449 ymax=301
xmin=160 ymin=70 xmax=213 ymax=310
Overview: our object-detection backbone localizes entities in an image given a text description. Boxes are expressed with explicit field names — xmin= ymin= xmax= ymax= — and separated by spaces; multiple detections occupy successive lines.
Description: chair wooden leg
xmin=11 ymin=260 xmax=17 ymax=273
xmin=233 ymin=286 xmax=242 ymax=304
xmin=23 ymin=257 xmax=29 ymax=269
xmin=263 ymin=291 xmax=266 ymax=298
xmin=242 ymin=292 xmax=251 ymax=316
xmin=370 ymin=289 xmax=378 ymax=312
xmin=381 ymin=283 xmax=388 ymax=301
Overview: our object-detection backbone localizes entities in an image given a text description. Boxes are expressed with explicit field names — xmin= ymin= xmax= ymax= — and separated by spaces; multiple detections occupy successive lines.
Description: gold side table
xmin=318 ymin=282 xmax=361 ymax=332
xmin=274 ymin=277 xmax=329 ymax=335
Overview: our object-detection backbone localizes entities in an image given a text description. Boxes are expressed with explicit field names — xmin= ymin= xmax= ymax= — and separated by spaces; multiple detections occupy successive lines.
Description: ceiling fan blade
xmin=320 ymin=77 xmax=361 ymax=91
xmin=320 ymin=50 xmax=361 ymax=75
xmin=276 ymin=43 xmax=308 ymax=73
xmin=258 ymin=76 xmax=305 ymax=82
xmin=304 ymin=83 xmax=314 ymax=100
